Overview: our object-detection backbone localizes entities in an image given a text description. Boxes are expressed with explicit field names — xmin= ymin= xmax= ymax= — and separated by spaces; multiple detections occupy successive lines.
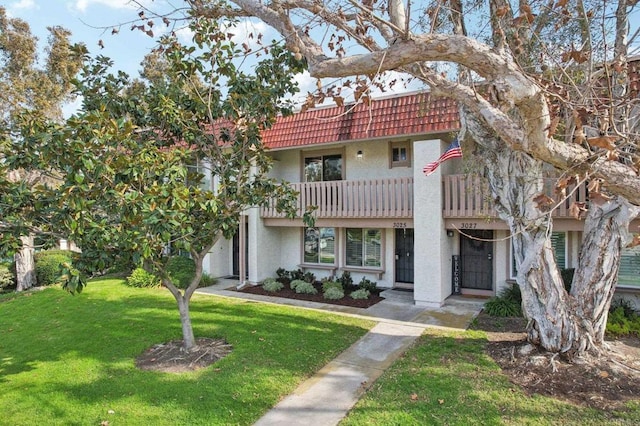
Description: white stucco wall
xmin=413 ymin=139 xmax=450 ymax=307
xmin=269 ymin=140 xmax=413 ymax=184
xmin=248 ymin=208 xmax=284 ymax=284
xmin=204 ymin=238 xmax=232 ymax=278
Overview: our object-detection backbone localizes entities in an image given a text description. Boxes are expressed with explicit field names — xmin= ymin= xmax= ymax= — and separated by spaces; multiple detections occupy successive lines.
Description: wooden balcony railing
xmin=261 ymin=175 xmax=588 ymax=221
xmin=260 ymin=177 xmax=414 ymax=219
xmin=442 ymin=174 xmax=588 ymax=219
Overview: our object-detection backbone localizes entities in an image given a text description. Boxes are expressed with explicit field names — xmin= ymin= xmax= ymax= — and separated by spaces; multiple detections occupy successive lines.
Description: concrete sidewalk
xmin=196 ymin=281 xmax=484 ymax=426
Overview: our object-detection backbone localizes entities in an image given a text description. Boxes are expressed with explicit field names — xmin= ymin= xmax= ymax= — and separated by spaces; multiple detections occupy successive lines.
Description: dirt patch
xmin=136 ymin=338 xmax=232 ymax=373
xmin=471 ymin=312 xmax=640 ymax=411
xmin=233 ymin=283 xmax=384 ymax=309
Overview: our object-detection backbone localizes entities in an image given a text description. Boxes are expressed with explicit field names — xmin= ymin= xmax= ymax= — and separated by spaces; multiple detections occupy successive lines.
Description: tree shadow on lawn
xmin=0 ymin=281 xmax=371 ymax=423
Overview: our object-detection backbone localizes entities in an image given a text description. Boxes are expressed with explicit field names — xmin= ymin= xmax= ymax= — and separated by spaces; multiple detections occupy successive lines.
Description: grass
xmin=0 ymin=279 xmax=373 ymax=425
xmin=341 ymin=329 xmax=640 ymax=426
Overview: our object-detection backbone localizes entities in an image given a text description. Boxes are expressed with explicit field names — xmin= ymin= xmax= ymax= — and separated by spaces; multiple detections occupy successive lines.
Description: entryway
xmin=394 ymin=228 xmax=414 ymax=289
xmin=460 ymin=230 xmax=493 ymax=294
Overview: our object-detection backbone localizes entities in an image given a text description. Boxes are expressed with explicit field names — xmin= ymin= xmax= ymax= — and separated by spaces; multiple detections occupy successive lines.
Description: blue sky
xmin=4 ymin=0 xmax=640 ymax=114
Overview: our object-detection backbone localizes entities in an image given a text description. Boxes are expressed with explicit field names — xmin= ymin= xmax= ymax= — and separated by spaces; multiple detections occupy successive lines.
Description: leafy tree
xmin=2 ymin=15 xmax=307 ymax=351
xmin=149 ymin=0 xmax=640 ymax=358
xmin=0 ymin=6 xmax=83 ymax=290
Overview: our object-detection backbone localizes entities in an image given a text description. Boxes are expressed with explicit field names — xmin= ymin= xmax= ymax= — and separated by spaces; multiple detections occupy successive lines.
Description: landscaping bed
xmin=470 ymin=311 xmax=640 ymax=412
xmin=235 ymin=282 xmax=385 ymax=308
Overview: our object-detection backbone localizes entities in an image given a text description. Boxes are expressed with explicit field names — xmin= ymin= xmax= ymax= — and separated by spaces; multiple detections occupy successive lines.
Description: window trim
xmin=389 ymin=140 xmax=411 ymax=168
xmin=300 ymin=148 xmax=346 ymax=182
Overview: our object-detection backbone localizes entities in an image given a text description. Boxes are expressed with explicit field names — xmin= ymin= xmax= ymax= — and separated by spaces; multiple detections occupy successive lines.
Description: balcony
xmin=260 ymin=177 xmax=414 ymax=219
xmin=442 ymin=174 xmax=588 ymax=219
xmin=260 ymin=175 xmax=588 ymax=221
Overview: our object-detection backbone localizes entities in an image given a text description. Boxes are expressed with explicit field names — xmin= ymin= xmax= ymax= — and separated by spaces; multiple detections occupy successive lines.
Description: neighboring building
xmin=203 ymin=91 xmax=640 ymax=307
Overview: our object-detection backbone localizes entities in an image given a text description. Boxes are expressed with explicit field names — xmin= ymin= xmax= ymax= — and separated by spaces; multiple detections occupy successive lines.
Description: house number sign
xmin=460 ymin=222 xmax=478 ymax=229
xmin=393 ymin=222 xmax=407 ymax=228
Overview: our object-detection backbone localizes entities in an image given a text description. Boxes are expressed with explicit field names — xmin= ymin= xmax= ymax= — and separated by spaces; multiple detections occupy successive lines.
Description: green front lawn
xmin=0 ymin=279 xmax=373 ymax=425
xmin=341 ymin=330 xmax=640 ymax=425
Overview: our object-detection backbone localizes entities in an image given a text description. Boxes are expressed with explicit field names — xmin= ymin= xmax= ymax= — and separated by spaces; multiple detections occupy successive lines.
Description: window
xmin=304 ymin=227 xmax=335 ymax=264
xmin=390 ymin=141 xmax=411 ymax=168
xmin=511 ymin=232 xmax=566 ymax=277
xmin=186 ymin=160 xmax=212 ymax=191
xmin=304 ymin=153 xmax=343 ymax=182
xmin=619 ymin=246 xmax=640 ymax=287
xmin=346 ymin=228 xmax=382 ymax=268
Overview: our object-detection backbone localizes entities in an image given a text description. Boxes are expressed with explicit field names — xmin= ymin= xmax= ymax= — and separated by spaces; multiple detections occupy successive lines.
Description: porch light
xmin=356 ymin=150 xmax=363 ymax=159
xmin=447 ymin=230 xmax=455 ymax=237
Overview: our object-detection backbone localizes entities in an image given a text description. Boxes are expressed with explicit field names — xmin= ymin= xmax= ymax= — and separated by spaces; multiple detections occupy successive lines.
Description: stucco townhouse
xmin=202 ymin=90 xmax=640 ymax=307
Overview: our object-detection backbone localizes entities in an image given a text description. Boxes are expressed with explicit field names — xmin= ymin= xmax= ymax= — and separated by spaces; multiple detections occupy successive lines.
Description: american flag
xmin=422 ymin=139 xmax=462 ymax=176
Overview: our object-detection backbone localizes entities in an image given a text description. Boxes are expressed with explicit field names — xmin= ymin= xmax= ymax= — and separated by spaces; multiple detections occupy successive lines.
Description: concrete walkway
xmin=196 ymin=280 xmax=484 ymax=426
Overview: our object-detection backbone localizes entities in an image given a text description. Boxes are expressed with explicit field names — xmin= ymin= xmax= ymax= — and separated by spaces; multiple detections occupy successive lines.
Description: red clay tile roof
xmin=262 ymin=92 xmax=460 ymax=150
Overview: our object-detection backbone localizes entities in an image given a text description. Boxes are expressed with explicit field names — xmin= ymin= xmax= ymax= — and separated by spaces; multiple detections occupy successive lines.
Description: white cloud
xmin=70 ymin=0 xmax=156 ymax=13
xmin=7 ymin=0 xmax=37 ymax=14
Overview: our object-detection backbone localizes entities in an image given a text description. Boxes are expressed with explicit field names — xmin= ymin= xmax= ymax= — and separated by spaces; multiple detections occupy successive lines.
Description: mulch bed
xmin=136 ymin=338 xmax=232 ymax=373
xmin=233 ymin=283 xmax=385 ymax=309
xmin=471 ymin=312 xmax=640 ymax=411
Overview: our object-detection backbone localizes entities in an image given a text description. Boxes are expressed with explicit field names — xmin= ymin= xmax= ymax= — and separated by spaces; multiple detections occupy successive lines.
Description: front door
xmin=460 ymin=230 xmax=493 ymax=290
xmin=395 ymin=228 xmax=414 ymax=284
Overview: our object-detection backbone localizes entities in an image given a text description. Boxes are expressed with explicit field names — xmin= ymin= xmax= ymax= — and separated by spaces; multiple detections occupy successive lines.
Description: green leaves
xmin=58 ymin=262 xmax=86 ymax=295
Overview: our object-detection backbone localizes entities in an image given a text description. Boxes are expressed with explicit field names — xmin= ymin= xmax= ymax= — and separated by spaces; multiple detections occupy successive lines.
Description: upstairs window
xmin=390 ymin=141 xmax=411 ymax=168
xmin=304 ymin=152 xmax=343 ymax=182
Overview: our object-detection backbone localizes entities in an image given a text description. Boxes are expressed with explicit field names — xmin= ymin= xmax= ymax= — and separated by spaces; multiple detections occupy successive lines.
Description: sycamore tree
xmin=0 ymin=7 xmax=82 ymax=290
xmin=3 ymin=16 xmax=306 ymax=351
xmin=126 ymin=0 xmax=640 ymax=359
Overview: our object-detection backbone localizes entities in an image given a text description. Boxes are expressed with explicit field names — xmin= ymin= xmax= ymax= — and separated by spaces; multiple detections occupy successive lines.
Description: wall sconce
xmin=446 ymin=230 xmax=455 ymax=237
xmin=356 ymin=150 xmax=363 ymax=159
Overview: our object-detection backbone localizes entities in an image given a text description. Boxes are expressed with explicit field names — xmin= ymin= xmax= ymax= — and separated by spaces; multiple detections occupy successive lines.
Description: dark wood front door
xmin=460 ymin=230 xmax=493 ymax=290
xmin=395 ymin=228 xmax=414 ymax=283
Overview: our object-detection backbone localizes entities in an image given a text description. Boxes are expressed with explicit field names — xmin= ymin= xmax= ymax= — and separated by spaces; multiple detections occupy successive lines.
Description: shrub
xmin=358 ymin=277 xmax=377 ymax=293
xmin=166 ymin=256 xmax=197 ymax=289
xmin=0 ymin=264 xmax=15 ymax=289
xmin=484 ymin=297 xmax=522 ymax=317
xmin=126 ymin=268 xmax=161 ymax=288
xmin=290 ymin=268 xmax=305 ymax=281
xmin=294 ymin=281 xmax=318 ymax=295
xmin=200 ymin=273 xmax=217 ymax=287
xmin=303 ymin=271 xmax=316 ymax=284
xmin=350 ymin=289 xmax=370 ymax=300
xmin=338 ymin=271 xmax=355 ymax=291
xmin=500 ymin=283 xmax=522 ymax=304
xmin=323 ymin=286 xmax=345 ymax=300
xmin=290 ymin=279 xmax=306 ymax=291
xmin=34 ymin=250 xmax=76 ymax=286
xmin=322 ymin=280 xmax=342 ymax=293
xmin=606 ymin=300 xmax=640 ymax=337
xmin=276 ymin=267 xmax=290 ymax=283
xmin=263 ymin=277 xmax=284 ymax=293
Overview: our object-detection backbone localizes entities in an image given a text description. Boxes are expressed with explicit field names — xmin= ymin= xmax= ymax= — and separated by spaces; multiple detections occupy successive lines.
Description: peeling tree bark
xmin=15 ymin=234 xmax=36 ymax=291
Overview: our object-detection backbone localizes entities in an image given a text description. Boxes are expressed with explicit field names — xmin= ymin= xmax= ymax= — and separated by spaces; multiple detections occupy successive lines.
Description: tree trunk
xmin=15 ymin=234 xmax=36 ymax=292
xmin=464 ymin=113 xmax=638 ymax=359
xmin=571 ymin=196 xmax=639 ymax=349
xmin=176 ymin=294 xmax=197 ymax=351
